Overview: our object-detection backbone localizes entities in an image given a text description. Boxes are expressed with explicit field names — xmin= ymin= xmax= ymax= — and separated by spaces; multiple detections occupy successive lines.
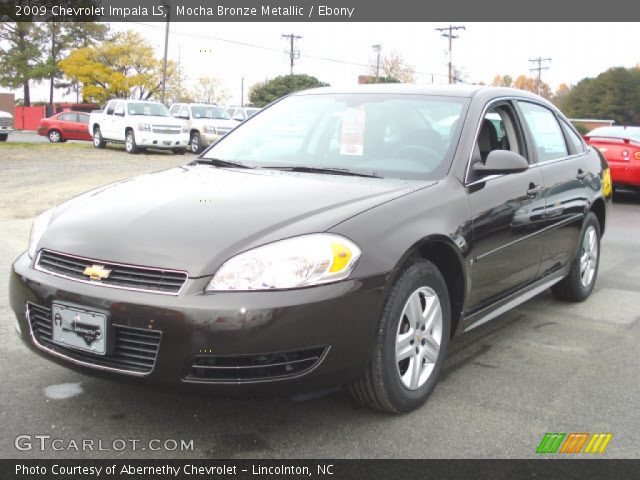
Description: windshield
xmin=588 ymin=126 xmax=640 ymax=141
xmin=203 ymin=93 xmax=469 ymax=180
xmin=127 ymin=103 xmax=170 ymax=117
xmin=191 ymin=106 xmax=231 ymax=120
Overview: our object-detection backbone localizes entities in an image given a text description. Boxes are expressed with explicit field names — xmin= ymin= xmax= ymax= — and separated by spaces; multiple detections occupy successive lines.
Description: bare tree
xmin=192 ymin=77 xmax=229 ymax=105
xmin=367 ymin=51 xmax=415 ymax=83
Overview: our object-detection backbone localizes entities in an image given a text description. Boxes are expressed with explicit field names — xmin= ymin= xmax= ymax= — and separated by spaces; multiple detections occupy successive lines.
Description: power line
xmin=435 ymin=25 xmax=465 ymax=84
xmin=129 ymin=22 xmax=448 ymax=81
xmin=529 ymin=57 xmax=551 ymax=95
xmin=281 ymin=33 xmax=302 ymax=75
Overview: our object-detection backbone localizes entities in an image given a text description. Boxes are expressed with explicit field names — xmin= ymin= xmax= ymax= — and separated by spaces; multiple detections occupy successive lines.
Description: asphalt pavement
xmin=1 ymin=151 xmax=639 ymax=458
xmin=5 ymin=130 xmax=86 ymax=144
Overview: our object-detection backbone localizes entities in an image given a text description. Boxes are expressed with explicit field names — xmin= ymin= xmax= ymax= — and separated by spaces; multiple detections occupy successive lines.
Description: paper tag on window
xmin=340 ymin=107 xmax=366 ymax=156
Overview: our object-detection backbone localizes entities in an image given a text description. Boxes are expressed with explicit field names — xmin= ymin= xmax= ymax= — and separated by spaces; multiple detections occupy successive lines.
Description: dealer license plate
xmin=51 ymin=303 xmax=107 ymax=355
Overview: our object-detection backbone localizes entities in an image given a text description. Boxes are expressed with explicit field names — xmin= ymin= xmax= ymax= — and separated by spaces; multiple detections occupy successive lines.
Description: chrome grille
xmin=36 ymin=250 xmax=188 ymax=295
xmin=0 ymin=117 xmax=12 ymax=127
xmin=152 ymin=125 xmax=182 ymax=134
xmin=27 ymin=302 xmax=161 ymax=375
xmin=185 ymin=346 xmax=328 ymax=383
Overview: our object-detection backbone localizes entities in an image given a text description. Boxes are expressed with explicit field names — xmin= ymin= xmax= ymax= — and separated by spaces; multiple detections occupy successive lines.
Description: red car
xmin=37 ymin=112 xmax=92 ymax=143
xmin=585 ymin=126 xmax=640 ymax=192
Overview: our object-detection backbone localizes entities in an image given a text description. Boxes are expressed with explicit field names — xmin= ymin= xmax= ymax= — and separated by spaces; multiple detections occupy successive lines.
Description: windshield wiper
xmin=190 ymin=158 xmax=253 ymax=169
xmin=263 ymin=165 xmax=381 ymax=178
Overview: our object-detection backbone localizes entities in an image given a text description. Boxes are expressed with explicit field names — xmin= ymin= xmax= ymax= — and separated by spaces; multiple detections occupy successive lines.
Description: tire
xmin=0 ymin=134 xmax=7 ymax=142
xmin=48 ymin=129 xmax=63 ymax=143
xmin=348 ymin=260 xmax=451 ymax=413
xmin=173 ymin=148 xmax=186 ymax=155
xmin=93 ymin=127 xmax=106 ymax=148
xmin=551 ymin=212 xmax=600 ymax=302
xmin=190 ymin=132 xmax=202 ymax=154
xmin=125 ymin=130 xmax=138 ymax=154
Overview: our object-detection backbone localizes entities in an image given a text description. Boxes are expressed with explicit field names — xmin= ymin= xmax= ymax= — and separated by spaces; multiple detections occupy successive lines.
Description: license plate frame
xmin=51 ymin=303 xmax=108 ymax=355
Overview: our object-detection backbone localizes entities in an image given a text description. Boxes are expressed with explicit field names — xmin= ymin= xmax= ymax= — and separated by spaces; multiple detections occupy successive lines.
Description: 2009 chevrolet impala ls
xmin=10 ymin=85 xmax=611 ymax=413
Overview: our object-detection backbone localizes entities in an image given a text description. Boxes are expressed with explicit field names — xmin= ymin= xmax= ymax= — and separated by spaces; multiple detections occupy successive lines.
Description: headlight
xmin=28 ymin=208 xmax=55 ymax=258
xmin=203 ymin=126 xmax=217 ymax=134
xmin=138 ymin=123 xmax=151 ymax=131
xmin=206 ymin=234 xmax=361 ymax=291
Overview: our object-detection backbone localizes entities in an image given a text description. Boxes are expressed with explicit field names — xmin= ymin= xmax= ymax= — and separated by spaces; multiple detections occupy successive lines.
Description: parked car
xmin=11 ymin=85 xmax=611 ymax=413
xmin=226 ymin=106 xmax=261 ymax=122
xmin=584 ymin=126 xmax=640 ymax=193
xmin=169 ymin=103 xmax=238 ymax=153
xmin=0 ymin=110 xmax=13 ymax=141
xmin=89 ymin=99 xmax=189 ymax=154
xmin=37 ymin=111 xmax=92 ymax=143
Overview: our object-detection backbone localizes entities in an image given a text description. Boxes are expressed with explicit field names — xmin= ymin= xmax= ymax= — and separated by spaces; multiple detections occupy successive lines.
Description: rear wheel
xmin=348 ymin=260 xmax=451 ymax=413
xmin=190 ymin=132 xmax=202 ymax=154
xmin=551 ymin=212 xmax=600 ymax=302
xmin=93 ymin=127 xmax=106 ymax=148
xmin=48 ymin=129 xmax=63 ymax=143
xmin=125 ymin=130 xmax=138 ymax=154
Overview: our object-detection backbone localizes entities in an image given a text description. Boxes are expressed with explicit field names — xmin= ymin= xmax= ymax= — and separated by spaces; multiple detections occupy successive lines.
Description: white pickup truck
xmin=89 ymin=99 xmax=189 ymax=154
xmin=169 ymin=103 xmax=238 ymax=153
xmin=0 ymin=110 xmax=13 ymax=141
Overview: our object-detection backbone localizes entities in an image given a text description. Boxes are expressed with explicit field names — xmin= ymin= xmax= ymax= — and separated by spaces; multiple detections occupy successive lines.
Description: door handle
xmin=527 ymin=183 xmax=542 ymax=197
xmin=576 ymin=169 xmax=588 ymax=180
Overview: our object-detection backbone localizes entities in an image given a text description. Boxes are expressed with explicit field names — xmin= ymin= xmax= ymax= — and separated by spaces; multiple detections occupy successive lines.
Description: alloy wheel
xmin=49 ymin=130 xmax=60 ymax=143
xmin=580 ymin=225 xmax=598 ymax=288
xmin=395 ymin=286 xmax=443 ymax=390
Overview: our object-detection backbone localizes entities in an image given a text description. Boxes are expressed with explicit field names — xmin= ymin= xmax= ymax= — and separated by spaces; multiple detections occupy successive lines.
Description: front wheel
xmin=551 ymin=212 xmax=600 ymax=302
xmin=125 ymin=130 xmax=138 ymax=154
xmin=93 ymin=127 xmax=106 ymax=148
xmin=48 ymin=129 xmax=63 ymax=143
xmin=349 ymin=260 xmax=451 ymax=413
xmin=0 ymin=133 xmax=7 ymax=142
xmin=190 ymin=132 xmax=202 ymax=154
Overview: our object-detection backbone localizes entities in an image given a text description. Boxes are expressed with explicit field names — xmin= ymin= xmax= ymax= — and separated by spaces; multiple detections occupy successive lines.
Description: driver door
xmin=465 ymin=101 xmax=546 ymax=312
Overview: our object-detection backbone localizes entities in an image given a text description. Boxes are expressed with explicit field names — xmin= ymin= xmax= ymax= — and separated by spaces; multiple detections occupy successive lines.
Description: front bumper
xmin=10 ymin=252 xmax=387 ymax=394
xmin=200 ymin=132 xmax=224 ymax=146
xmin=0 ymin=126 xmax=12 ymax=134
xmin=136 ymin=132 xmax=190 ymax=149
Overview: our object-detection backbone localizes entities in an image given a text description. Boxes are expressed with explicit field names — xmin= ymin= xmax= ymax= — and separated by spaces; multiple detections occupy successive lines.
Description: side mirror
xmin=473 ymin=150 xmax=529 ymax=175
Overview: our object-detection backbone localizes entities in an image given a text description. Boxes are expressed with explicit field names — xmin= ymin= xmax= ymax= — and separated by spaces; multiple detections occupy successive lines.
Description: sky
xmin=12 ymin=22 xmax=640 ymax=105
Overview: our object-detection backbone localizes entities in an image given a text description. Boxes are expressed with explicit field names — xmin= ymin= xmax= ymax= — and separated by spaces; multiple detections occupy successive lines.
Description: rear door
xmin=516 ymin=101 xmax=588 ymax=275
xmin=56 ymin=113 xmax=75 ymax=139
xmin=466 ymin=100 xmax=546 ymax=310
xmin=75 ymin=112 xmax=91 ymax=140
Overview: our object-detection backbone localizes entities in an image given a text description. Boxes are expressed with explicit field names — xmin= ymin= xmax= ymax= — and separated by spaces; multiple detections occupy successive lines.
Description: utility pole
xmin=529 ymin=57 xmax=552 ymax=96
xmin=161 ymin=4 xmax=170 ymax=104
xmin=435 ymin=25 xmax=465 ymax=84
xmin=372 ymin=44 xmax=382 ymax=77
xmin=281 ymin=33 xmax=302 ymax=75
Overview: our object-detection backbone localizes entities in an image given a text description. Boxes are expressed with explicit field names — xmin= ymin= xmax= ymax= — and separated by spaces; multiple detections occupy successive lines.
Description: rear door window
xmin=518 ymin=102 xmax=568 ymax=162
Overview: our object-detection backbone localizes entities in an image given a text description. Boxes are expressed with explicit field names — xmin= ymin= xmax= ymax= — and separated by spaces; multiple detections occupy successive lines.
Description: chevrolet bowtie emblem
xmin=83 ymin=264 xmax=111 ymax=281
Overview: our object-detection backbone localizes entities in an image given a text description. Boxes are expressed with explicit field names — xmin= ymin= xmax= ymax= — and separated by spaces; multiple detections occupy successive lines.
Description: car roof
xmin=293 ymin=84 xmax=544 ymax=101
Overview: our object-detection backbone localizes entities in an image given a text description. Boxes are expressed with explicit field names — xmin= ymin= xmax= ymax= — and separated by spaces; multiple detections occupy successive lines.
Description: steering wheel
xmin=392 ymin=144 xmax=442 ymax=169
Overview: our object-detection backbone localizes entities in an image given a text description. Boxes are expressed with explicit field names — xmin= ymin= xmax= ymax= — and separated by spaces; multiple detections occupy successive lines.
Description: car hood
xmin=193 ymin=118 xmax=237 ymax=128
xmin=0 ymin=111 xmax=12 ymax=119
xmin=40 ymin=166 xmax=428 ymax=277
xmin=132 ymin=115 xmax=182 ymax=126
